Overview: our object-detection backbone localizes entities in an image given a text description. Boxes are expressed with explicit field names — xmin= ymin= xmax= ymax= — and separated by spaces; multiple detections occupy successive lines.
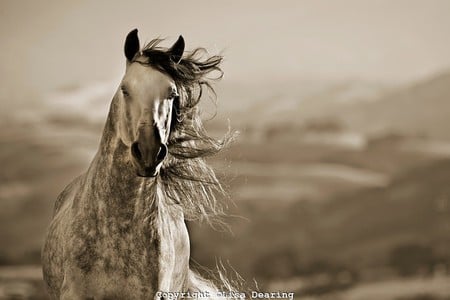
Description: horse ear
xmin=124 ymin=29 xmax=140 ymax=61
xmin=169 ymin=35 xmax=185 ymax=64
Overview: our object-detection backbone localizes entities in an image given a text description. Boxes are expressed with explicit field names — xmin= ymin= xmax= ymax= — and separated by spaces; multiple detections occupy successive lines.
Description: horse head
xmin=117 ymin=29 xmax=184 ymax=177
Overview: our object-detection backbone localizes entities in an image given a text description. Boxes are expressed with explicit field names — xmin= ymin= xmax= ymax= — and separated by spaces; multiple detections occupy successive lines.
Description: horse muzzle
xmin=130 ymin=140 xmax=168 ymax=177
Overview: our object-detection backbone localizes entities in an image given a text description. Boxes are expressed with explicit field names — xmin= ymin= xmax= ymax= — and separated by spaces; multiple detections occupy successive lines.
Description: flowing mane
xmin=134 ymin=39 xmax=234 ymax=225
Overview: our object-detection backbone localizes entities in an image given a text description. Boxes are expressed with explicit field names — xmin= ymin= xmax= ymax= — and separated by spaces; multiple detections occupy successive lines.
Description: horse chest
xmin=65 ymin=226 xmax=157 ymax=299
xmin=68 ymin=203 xmax=190 ymax=294
xmin=71 ymin=213 xmax=156 ymax=275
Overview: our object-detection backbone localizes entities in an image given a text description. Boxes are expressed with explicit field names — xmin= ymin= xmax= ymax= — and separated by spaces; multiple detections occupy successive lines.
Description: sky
xmin=1 ymin=0 xmax=450 ymax=98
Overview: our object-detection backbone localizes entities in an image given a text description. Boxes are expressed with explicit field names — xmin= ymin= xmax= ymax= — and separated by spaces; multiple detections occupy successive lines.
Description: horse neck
xmin=82 ymin=95 xmax=157 ymax=216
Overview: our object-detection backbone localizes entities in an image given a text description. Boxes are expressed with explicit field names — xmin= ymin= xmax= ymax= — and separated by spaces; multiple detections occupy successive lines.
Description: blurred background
xmin=1 ymin=0 xmax=450 ymax=299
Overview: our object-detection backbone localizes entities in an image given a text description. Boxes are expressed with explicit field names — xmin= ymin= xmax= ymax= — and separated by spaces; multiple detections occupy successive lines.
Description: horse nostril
xmin=156 ymin=144 xmax=168 ymax=162
xmin=131 ymin=142 xmax=142 ymax=160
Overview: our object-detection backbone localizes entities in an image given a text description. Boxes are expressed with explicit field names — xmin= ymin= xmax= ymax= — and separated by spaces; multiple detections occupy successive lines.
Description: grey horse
xmin=42 ymin=29 xmax=234 ymax=300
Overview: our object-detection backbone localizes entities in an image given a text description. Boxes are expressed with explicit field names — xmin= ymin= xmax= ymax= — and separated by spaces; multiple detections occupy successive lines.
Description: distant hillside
xmin=224 ymin=71 xmax=450 ymax=141
xmin=341 ymin=71 xmax=450 ymax=139
xmin=316 ymin=158 xmax=450 ymax=263
xmin=217 ymin=80 xmax=388 ymax=130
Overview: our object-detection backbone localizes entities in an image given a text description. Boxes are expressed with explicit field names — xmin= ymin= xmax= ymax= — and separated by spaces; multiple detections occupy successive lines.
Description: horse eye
xmin=121 ymin=86 xmax=129 ymax=97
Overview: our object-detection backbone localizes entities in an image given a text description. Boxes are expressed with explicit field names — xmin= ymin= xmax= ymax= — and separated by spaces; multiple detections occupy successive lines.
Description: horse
xmin=42 ymin=29 xmax=235 ymax=300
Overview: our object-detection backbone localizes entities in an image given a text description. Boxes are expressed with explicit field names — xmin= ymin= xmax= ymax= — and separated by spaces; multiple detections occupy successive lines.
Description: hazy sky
xmin=1 ymin=0 xmax=450 ymax=96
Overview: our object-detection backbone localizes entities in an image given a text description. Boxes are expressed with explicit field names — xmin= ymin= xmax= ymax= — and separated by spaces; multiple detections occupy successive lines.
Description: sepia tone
xmin=1 ymin=1 xmax=450 ymax=299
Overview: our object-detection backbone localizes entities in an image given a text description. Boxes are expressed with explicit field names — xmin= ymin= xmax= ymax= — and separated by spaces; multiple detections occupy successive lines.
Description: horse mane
xmin=136 ymin=39 xmax=234 ymax=226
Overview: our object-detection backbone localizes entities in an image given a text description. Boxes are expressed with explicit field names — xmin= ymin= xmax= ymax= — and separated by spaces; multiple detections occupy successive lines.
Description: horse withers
xmin=42 ymin=29 xmax=234 ymax=300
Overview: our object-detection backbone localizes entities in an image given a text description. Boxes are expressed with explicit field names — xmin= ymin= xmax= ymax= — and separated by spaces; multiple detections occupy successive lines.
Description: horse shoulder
xmin=53 ymin=174 xmax=84 ymax=216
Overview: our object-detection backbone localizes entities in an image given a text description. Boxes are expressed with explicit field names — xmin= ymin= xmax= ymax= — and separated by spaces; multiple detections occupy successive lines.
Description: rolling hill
xmin=225 ymin=70 xmax=450 ymax=141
